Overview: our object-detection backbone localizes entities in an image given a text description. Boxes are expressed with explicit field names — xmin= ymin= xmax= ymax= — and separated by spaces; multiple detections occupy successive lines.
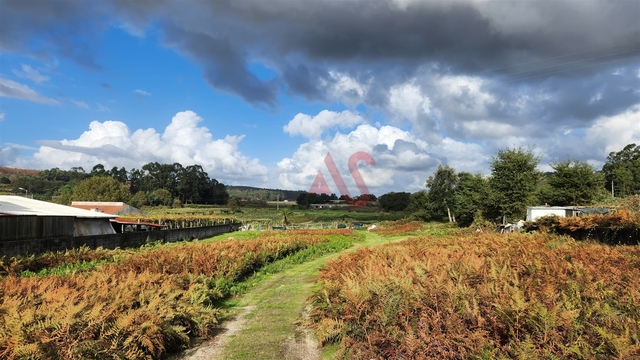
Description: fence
xmin=0 ymin=223 xmax=241 ymax=257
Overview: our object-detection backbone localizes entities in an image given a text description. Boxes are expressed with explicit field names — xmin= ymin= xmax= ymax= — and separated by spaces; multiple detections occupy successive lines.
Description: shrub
xmin=311 ymin=232 xmax=640 ymax=359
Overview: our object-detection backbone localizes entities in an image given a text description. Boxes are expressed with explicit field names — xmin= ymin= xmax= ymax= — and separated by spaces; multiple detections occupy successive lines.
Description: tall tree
xmin=90 ymin=164 xmax=107 ymax=177
xmin=486 ymin=147 xmax=541 ymax=222
xmin=210 ymin=179 xmax=229 ymax=205
xmin=177 ymin=165 xmax=209 ymax=204
xmin=71 ymin=176 xmax=131 ymax=202
xmin=128 ymin=168 xmax=144 ymax=194
xmin=455 ymin=172 xmax=488 ymax=227
xmin=407 ymin=190 xmax=430 ymax=221
xmin=540 ymin=157 xmax=604 ymax=206
xmin=602 ymin=143 xmax=640 ymax=197
xmin=425 ymin=165 xmax=458 ymax=222
xmin=108 ymin=166 xmax=128 ymax=184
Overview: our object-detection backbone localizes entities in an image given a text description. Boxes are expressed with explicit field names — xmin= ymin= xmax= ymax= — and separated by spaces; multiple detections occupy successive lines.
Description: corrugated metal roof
xmin=0 ymin=196 xmax=117 ymax=218
xmin=70 ymin=202 xmax=145 ymax=216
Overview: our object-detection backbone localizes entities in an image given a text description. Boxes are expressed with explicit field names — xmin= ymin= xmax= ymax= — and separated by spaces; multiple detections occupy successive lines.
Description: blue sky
xmin=1 ymin=0 xmax=639 ymax=196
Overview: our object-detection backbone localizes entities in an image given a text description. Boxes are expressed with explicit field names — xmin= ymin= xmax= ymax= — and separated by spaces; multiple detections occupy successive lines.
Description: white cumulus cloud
xmin=279 ymin=122 xmax=462 ymax=194
xmin=12 ymin=110 xmax=267 ymax=183
xmin=283 ymin=110 xmax=365 ymax=138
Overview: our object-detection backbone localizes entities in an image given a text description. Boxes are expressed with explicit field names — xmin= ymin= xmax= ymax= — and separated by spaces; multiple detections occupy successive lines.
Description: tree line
xmin=2 ymin=162 xmax=229 ymax=206
xmin=378 ymin=143 xmax=640 ymax=226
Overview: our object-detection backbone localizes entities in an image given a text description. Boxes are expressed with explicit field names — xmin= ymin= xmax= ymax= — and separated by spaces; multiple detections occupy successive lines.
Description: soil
xmin=279 ymin=305 xmax=321 ymax=360
xmin=170 ymin=305 xmax=257 ymax=360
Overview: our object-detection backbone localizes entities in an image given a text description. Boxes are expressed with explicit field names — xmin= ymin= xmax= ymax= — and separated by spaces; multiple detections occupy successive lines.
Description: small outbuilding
xmin=526 ymin=206 xmax=581 ymax=222
xmin=0 ymin=196 xmax=117 ymax=241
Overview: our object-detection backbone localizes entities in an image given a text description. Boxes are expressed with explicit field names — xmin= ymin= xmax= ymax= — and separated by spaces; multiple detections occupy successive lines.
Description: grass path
xmin=173 ymin=232 xmax=405 ymax=360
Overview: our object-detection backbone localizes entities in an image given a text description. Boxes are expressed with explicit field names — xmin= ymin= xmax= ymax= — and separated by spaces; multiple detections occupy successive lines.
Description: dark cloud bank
xmin=2 ymin=0 xmax=639 ymax=164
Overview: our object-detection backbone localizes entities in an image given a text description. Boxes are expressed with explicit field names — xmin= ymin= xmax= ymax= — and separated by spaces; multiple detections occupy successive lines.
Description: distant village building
xmin=310 ymin=202 xmax=350 ymax=209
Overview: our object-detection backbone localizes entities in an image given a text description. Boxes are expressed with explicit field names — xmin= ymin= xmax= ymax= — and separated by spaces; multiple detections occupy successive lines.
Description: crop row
xmin=0 ymin=229 xmax=358 ymax=360
xmin=311 ymin=232 xmax=640 ymax=359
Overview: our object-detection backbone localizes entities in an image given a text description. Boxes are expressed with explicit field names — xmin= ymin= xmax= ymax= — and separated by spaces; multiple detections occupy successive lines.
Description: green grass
xmin=216 ymin=232 xmax=410 ymax=360
xmin=133 ymin=204 xmax=409 ymax=229
xmin=19 ymin=259 xmax=110 ymax=277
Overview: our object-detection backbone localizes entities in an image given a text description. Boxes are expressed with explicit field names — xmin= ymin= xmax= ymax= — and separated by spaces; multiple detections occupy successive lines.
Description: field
xmin=310 ymin=231 xmax=640 ymax=359
xmin=123 ymin=207 xmax=407 ymax=229
xmin=0 ymin=229 xmax=363 ymax=359
xmin=3 ymin=216 xmax=640 ymax=359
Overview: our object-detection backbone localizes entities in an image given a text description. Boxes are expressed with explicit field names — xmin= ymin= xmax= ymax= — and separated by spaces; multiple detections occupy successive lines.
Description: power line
xmin=473 ymin=39 xmax=640 ymax=76
xmin=503 ymin=47 xmax=640 ymax=80
xmin=506 ymin=49 xmax=640 ymax=82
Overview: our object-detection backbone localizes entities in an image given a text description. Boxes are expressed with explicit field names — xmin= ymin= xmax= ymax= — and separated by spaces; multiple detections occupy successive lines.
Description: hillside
xmin=0 ymin=166 xmax=40 ymax=176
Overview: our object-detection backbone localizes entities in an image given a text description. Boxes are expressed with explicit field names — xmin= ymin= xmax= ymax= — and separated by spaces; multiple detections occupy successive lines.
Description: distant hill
xmin=0 ymin=166 xmax=40 ymax=176
xmin=226 ymin=185 xmax=305 ymax=201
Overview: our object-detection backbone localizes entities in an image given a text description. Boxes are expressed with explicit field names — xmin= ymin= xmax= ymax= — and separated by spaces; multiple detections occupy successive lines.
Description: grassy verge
xmin=216 ymin=232 xmax=410 ymax=360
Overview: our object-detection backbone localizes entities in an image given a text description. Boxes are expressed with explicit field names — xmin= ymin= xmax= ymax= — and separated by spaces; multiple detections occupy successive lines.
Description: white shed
xmin=526 ymin=206 xmax=580 ymax=222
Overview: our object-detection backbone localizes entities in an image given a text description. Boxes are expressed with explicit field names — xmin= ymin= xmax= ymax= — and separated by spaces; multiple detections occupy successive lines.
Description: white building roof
xmin=0 ymin=196 xmax=116 ymax=218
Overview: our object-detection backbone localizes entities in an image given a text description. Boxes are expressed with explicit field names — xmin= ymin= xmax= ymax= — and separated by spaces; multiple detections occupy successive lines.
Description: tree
xmin=295 ymin=192 xmax=337 ymax=208
xmin=228 ymin=198 xmax=239 ymax=212
xmin=486 ymin=147 xmax=541 ymax=222
xmin=407 ymin=190 xmax=430 ymax=221
xmin=129 ymin=191 xmax=149 ymax=208
xmin=177 ymin=165 xmax=209 ymax=204
xmin=378 ymin=192 xmax=411 ymax=212
xmin=71 ymin=176 xmax=131 ymax=202
xmin=602 ymin=143 xmax=640 ymax=197
xmin=281 ymin=208 xmax=294 ymax=225
xmin=128 ymin=168 xmax=144 ymax=194
xmin=454 ymin=172 xmax=489 ymax=227
xmin=149 ymin=189 xmax=173 ymax=206
xmin=52 ymin=183 xmax=75 ymax=205
xmin=90 ymin=164 xmax=108 ymax=177
xmin=210 ymin=179 xmax=229 ymax=205
xmin=108 ymin=166 xmax=128 ymax=184
xmin=425 ymin=165 xmax=458 ymax=222
xmin=539 ymin=157 xmax=604 ymax=206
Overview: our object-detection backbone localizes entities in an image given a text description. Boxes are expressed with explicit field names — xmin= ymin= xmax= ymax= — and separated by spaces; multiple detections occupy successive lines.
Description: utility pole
xmin=611 ymin=180 xmax=614 ymax=198
xmin=277 ymin=193 xmax=279 ymax=211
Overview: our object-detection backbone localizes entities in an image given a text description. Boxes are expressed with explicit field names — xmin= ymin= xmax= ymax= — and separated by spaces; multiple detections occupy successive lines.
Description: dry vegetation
xmin=118 ymin=212 xmax=235 ymax=228
xmin=369 ymin=221 xmax=426 ymax=236
xmin=311 ymin=232 xmax=640 ymax=359
xmin=0 ymin=229 xmax=355 ymax=359
xmin=534 ymin=209 xmax=640 ymax=245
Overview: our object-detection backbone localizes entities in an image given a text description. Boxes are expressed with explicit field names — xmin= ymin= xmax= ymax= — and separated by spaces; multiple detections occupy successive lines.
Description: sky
xmin=0 ymin=0 xmax=639 ymax=196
